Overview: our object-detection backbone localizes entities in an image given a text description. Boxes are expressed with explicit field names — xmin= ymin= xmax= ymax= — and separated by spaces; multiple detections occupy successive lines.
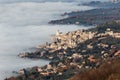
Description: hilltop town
xmin=6 ymin=21 xmax=120 ymax=80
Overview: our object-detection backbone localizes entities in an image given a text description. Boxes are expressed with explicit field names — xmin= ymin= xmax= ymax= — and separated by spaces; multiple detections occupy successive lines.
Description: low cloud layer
xmin=0 ymin=2 xmax=95 ymax=80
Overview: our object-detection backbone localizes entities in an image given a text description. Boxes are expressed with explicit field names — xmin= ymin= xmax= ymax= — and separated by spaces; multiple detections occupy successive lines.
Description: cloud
xmin=0 ymin=2 xmax=94 ymax=26
xmin=0 ymin=2 xmax=95 ymax=80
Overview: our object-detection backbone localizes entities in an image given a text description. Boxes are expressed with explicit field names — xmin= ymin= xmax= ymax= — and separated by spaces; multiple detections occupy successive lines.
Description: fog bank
xmin=0 ymin=2 xmax=94 ymax=80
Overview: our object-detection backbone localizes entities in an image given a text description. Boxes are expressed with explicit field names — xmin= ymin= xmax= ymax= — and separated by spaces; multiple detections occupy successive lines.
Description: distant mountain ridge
xmin=49 ymin=2 xmax=120 ymax=26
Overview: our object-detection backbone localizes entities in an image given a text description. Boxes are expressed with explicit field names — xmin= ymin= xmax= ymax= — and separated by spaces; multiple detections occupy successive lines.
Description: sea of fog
xmin=0 ymin=1 xmax=94 ymax=80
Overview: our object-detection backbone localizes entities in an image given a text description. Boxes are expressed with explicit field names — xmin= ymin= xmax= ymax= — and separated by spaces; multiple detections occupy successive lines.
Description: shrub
xmin=69 ymin=60 xmax=120 ymax=80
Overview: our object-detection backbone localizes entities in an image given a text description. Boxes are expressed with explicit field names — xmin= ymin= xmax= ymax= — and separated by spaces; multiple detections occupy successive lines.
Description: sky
xmin=0 ymin=0 xmax=108 ymax=3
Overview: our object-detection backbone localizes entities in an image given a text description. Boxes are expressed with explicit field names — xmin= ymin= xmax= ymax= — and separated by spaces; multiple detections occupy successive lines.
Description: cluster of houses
xmin=50 ymin=29 xmax=95 ymax=48
xmin=16 ymin=27 xmax=120 ymax=80
xmin=97 ymin=28 xmax=120 ymax=38
xmin=35 ymin=28 xmax=120 ymax=76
